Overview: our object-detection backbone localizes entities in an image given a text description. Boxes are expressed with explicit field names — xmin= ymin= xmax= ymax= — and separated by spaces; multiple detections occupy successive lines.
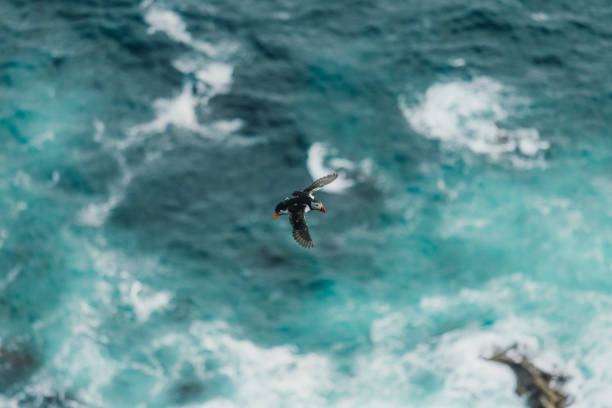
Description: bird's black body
xmin=274 ymin=174 xmax=338 ymax=248
xmin=274 ymin=192 xmax=312 ymax=215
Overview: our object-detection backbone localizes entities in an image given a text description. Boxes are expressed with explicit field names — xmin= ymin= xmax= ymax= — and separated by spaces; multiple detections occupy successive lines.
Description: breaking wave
xmin=400 ymin=78 xmax=549 ymax=167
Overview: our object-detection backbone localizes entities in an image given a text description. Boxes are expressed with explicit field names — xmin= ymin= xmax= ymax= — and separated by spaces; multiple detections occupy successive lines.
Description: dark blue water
xmin=2 ymin=0 xmax=612 ymax=406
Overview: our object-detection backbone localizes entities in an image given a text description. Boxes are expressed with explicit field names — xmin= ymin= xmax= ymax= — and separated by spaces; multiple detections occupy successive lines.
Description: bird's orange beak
xmin=320 ymin=205 xmax=326 ymax=213
xmin=273 ymin=213 xmax=282 ymax=219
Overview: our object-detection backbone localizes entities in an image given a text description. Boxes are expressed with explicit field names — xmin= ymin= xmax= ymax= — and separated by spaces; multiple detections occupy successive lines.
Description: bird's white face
xmin=311 ymin=201 xmax=326 ymax=213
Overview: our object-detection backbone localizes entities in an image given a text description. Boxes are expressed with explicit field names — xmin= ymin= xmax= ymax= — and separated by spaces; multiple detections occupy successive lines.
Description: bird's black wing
xmin=289 ymin=209 xmax=314 ymax=248
xmin=275 ymin=198 xmax=290 ymax=214
xmin=303 ymin=173 xmax=338 ymax=195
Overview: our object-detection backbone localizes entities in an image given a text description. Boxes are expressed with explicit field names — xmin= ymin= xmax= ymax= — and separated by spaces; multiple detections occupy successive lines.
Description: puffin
xmin=273 ymin=173 xmax=338 ymax=248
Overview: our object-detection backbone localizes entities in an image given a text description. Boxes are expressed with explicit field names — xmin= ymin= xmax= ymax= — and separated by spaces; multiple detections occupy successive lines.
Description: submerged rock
xmin=170 ymin=380 xmax=205 ymax=403
xmin=485 ymin=345 xmax=571 ymax=408
xmin=17 ymin=390 xmax=84 ymax=408
xmin=0 ymin=338 xmax=39 ymax=391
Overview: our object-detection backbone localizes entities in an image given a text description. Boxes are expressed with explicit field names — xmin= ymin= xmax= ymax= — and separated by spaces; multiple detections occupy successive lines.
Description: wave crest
xmin=400 ymin=77 xmax=549 ymax=168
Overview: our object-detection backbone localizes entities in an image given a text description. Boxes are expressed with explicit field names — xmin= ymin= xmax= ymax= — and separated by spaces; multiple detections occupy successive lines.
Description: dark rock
xmin=18 ymin=390 xmax=84 ymax=407
xmin=485 ymin=344 xmax=571 ymax=408
xmin=170 ymin=380 xmax=205 ymax=403
xmin=0 ymin=339 xmax=39 ymax=391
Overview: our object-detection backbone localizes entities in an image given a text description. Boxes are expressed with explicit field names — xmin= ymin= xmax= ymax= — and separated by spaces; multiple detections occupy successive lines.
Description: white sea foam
xmin=172 ymin=59 xmax=234 ymax=97
xmin=332 ymin=318 xmax=523 ymax=407
xmin=0 ymin=265 xmax=20 ymax=291
xmin=11 ymin=200 xmax=28 ymax=217
xmin=127 ymin=83 xmax=208 ymax=139
xmin=77 ymin=195 xmax=122 ymax=227
xmin=43 ymin=295 xmax=120 ymax=406
xmin=195 ymin=62 xmax=233 ymax=95
xmin=194 ymin=322 xmax=332 ymax=408
xmin=273 ymin=11 xmax=291 ymax=20
xmin=119 ymin=280 xmax=171 ymax=323
xmin=574 ymin=314 xmax=612 ymax=406
xmin=76 ymin=191 xmax=125 ymax=229
xmin=12 ymin=170 xmax=32 ymax=189
xmin=400 ymin=77 xmax=549 ymax=167
xmin=420 ymin=274 xmax=533 ymax=314
xmin=20 ymin=243 xmax=173 ymax=407
xmin=0 ymin=228 xmax=8 ymax=249
xmin=50 ymin=170 xmax=60 ymax=186
xmin=307 ymin=143 xmax=355 ymax=192
xmin=132 ymin=7 xmax=241 ymax=146
xmin=144 ymin=8 xmax=218 ymax=55
xmin=127 ymin=60 xmax=236 ymax=141
xmin=30 ymin=130 xmax=55 ymax=149
xmin=88 ymin=246 xmax=170 ymax=323
xmin=212 ymin=119 xmax=243 ymax=134
xmin=449 ymin=58 xmax=466 ymax=67
xmin=306 ymin=142 xmax=372 ymax=193
xmin=93 ymin=119 xmax=105 ymax=142
xmin=369 ymin=312 xmax=408 ymax=349
xmin=147 ymin=320 xmax=333 ymax=408
xmin=531 ymin=12 xmax=549 ymax=22
xmin=438 ymin=216 xmax=490 ymax=239
xmin=77 ymin=120 xmax=136 ymax=227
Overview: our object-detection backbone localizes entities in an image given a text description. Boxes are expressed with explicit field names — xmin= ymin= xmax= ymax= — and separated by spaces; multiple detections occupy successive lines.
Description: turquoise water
xmin=2 ymin=0 xmax=612 ymax=406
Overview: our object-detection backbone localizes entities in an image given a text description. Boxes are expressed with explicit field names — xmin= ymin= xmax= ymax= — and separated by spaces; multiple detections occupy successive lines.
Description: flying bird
xmin=273 ymin=173 xmax=338 ymax=248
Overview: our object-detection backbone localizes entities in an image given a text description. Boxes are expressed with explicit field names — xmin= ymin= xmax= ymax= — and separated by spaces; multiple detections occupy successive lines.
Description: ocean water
xmin=2 ymin=0 xmax=612 ymax=406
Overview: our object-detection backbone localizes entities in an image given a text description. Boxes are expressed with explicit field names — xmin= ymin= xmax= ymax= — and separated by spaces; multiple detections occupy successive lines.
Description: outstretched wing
xmin=303 ymin=173 xmax=338 ymax=195
xmin=289 ymin=209 xmax=314 ymax=248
